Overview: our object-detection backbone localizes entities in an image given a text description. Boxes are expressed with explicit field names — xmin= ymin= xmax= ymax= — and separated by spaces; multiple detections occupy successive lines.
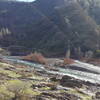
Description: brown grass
xmin=22 ymin=52 xmax=47 ymax=65
xmin=63 ymin=58 xmax=75 ymax=65
xmin=81 ymin=57 xmax=100 ymax=64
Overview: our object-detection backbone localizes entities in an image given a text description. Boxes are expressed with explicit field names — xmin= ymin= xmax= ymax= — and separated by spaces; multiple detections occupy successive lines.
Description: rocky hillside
xmin=0 ymin=0 xmax=100 ymax=56
xmin=0 ymin=56 xmax=99 ymax=100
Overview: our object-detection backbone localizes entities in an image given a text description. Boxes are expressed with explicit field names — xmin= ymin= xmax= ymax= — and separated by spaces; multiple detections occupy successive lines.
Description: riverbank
xmin=0 ymin=56 xmax=100 ymax=100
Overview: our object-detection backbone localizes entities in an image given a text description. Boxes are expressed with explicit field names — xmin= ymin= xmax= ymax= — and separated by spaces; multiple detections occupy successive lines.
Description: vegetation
xmin=94 ymin=50 xmax=100 ymax=58
xmin=0 ymin=0 xmax=100 ymax=100
xmin=0 ymin=60 xmax=95 ymax=100
xmin=63 ymin=58 xmax=75 ymax=65
xmin=0 ymin=0 xmax=100 ymax=57
xmin=22 ymin=52 xmax=47 ymax=64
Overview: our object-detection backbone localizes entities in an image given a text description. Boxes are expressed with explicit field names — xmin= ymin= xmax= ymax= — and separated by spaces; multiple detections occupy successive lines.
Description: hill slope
xmin=0 ymin=0 xmax=100 ymax=56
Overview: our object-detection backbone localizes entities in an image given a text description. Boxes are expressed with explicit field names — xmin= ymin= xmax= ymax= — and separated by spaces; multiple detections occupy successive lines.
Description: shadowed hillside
xmin=0 ymin=0 xmax=100 ymax=57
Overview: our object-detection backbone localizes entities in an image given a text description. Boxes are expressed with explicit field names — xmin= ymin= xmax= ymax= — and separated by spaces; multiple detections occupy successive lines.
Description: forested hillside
xmin=0 ymin=0 xmax=100 ymax=57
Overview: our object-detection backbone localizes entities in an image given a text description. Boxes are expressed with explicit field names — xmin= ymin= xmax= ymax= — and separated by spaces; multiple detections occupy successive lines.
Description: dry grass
xmin=63 ymin=58 xmax=75 ymax=65
xmin=22 ymin=52 xmax=47 ymax=65
xmin=81 ymin=57 xmax=100 ymax=65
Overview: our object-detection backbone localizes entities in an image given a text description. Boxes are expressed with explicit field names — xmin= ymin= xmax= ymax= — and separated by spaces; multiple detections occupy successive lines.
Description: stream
xmin=2 ymin=56 xmax=100 ymax=84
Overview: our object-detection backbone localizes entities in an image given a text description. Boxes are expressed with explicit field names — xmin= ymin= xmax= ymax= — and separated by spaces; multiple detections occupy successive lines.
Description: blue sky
xmin=18 ymin=0 xmax=35 ymax=2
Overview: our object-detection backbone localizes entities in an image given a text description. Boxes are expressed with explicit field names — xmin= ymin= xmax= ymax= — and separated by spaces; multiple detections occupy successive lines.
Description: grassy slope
xmin=0 ymin=60 xmax=93 ymax=100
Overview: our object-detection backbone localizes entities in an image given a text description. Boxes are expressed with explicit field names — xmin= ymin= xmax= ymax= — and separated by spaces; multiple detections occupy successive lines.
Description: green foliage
xmin=0 ymin=85 xmax=15 ymax=100
xmin=94 ymin=50 xmax=100 ymax=58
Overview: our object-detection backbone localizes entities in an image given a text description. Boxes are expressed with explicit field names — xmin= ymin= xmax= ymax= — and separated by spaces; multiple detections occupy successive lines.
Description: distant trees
xmin=61 ymin=2 xmax=100 ymax=58
xmin=77 ymin=0 xmax=100 ymax=11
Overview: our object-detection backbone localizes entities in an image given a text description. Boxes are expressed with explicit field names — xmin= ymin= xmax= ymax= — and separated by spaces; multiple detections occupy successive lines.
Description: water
xmin=74 ymin=60 xmax=100 ymax=74
xmin=2 ymin=56 xmax=100 ymax=84
xmin=3 ymin=56 xmax=45 ymax=70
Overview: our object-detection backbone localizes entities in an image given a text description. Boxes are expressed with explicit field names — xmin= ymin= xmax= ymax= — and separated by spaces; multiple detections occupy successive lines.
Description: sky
xmin=18 ymin=0 xmax=35 ymax=2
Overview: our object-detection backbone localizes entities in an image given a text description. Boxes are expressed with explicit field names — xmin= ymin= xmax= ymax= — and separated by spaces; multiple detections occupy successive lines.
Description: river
xmin=2 ymin=56 xmax=100 ymax=84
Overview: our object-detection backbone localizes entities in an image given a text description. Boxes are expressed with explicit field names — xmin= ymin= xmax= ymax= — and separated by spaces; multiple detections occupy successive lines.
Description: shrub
xmin=94 ymin=50 xmax=100 ymax=58
xmin=63 ymin=58 xmax=75 ymax=65
xmin=22 ymin=52 xmax=47 ymax=65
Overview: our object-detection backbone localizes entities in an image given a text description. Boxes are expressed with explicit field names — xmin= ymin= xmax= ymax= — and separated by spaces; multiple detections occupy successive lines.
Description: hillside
xmin=1 ymin=1 xmax=100 ymax=99
xmin=0 ymin=0 xmax=100 ymax=57
xmin=0 ymin=53 xmax=100 ymax=100
xmin=0 ymin=54 xmax=98 ymax=100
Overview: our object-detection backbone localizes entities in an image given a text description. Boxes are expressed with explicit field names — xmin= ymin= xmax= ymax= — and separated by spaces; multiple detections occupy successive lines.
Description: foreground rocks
xmin=60 ymin=75 xmax=83 ymax=88
xmin=96 ymin=92 xmax=100 ymax=99
xmin=0 ymin=59 xmax=99 ymax=100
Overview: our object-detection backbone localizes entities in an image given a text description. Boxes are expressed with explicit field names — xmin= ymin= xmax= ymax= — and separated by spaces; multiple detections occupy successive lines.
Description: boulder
xmin=60 ymin=75 xmax=83 ymax=88
xmin=96 ymin=92 xmax=100 ymax=99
